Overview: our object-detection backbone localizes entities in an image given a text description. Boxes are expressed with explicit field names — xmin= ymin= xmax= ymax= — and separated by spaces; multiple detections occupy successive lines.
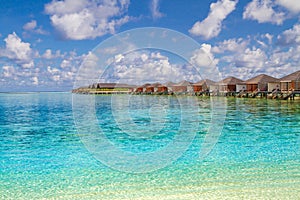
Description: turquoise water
xmin=0 ymin=93 xmax=299 ymax=199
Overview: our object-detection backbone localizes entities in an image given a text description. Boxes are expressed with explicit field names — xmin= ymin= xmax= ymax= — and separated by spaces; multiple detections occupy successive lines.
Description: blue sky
xmin=0 ymin=0 xmax=299 ymax=91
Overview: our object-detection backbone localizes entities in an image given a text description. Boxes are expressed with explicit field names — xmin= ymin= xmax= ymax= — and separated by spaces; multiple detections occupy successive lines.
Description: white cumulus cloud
xmin=277 ymin=23 xmax=300 ymax=45
xmin=1 ymin=32 xmax=34 ymax=68
xmin=23 ymin=20 xmax=37 ymax=31
xmin=243 ymin=0 xmax=285 ymax=25
xmin=23 ymin=20 xmax=48 ymax=35
xmin=151 ymin=0 xmax=164 ymax=19
xmin=45 ymin=0 xmax=130 ymax=40
xmin=190 ymin=44 xmax=221 ymax=80
xmin=31 ymin=76 xmax=39 ymax=85
xmin=263 ymin=33 xmax=273 ymax=44
xmin=2 ymin=65 xmax=16 ymax=78
xmin=276 ymin=0 xmax=300 ymax=14
xmin=43 ymin=49 xmax=54 ymax=59
xmin=190 ymin=44 xmax=219 ymax=67
xmin=42 ymin=49 xmax=62 ymax=59
xmin=189 ymin=0 xmax=238 ymax=39
xmin=99 ymin=50 xmax=203 ymax=84
xmin=212 ymin=38 xmax=249 ymax=53
xmin=235 ymin=48 xmax=267 ymax=69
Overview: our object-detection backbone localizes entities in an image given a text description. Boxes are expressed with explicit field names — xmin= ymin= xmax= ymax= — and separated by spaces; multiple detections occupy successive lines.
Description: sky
xmin=0 ymin=0 xmax=300 ymax=92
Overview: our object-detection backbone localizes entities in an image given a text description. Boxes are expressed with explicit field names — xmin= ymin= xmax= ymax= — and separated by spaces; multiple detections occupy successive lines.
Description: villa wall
xmin=193 ymin=85 xmax=202 ymax=92
xmin=157 ymin=86 xmax=168 ymax=93
xmin=281 ymin=82 xmax=292 ymax=91
xmin=292 ymin=81 xmax=300 ymax=91
xmin=247 ymin=84 xmax=258 ymax=92
xmin=172 ymin=86 xmax=187 ymax=93
xmin=219 ymin=85 xmax=236 ymax=92
xmin=209 ymin=85 xmax=219 ymax=92
xmin=268 ymin=82 xmax=280 ymax=92
xmin=236 ymin=84 xmax=246 ymax=92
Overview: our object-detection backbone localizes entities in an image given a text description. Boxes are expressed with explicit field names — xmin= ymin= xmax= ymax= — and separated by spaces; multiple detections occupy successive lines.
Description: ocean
xmin=0 ymin=93 xmax=299 ymax=199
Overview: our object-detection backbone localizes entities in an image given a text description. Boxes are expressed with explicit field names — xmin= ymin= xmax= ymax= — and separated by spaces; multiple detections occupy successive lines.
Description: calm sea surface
xmin=0 ymin=93 xmax=299 ymax=199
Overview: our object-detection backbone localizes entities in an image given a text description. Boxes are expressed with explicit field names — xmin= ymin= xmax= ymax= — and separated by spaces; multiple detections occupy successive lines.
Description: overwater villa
xmin=145 ymin=86 xmax=154 ymax=94
xmin=280 ymin=70 xmax=300 ymax=92
xmin=245 ymin=74 xmax=279 ymax=92
xmin=193 ymin=79 xmax=215 ymax=94
xmin=73 ymin=83 xmax=135 ymax=94
xmin=268 ymin=81 xmax=281 ymax=93
xmin=135 ymin=85 xmax=144 ymax=93
xmin=156 ymin=84 xmax=168 ymax=94
xmin=164 ymin=81 xmax=176 ymax=93
xmin=144 ymin=83 xmax=161 ymax=94
xmin=135 ymin=83 xmax=151 ymax=93
xmin=171 ymin=80 xmax=194 ymax=94
xmin=217 ymin=76 xmax=244 ymax=95
xmin=236 ymin=81 xmax=246 ymax=92
xmin=73 ymin=69 xmax=300 ymax=100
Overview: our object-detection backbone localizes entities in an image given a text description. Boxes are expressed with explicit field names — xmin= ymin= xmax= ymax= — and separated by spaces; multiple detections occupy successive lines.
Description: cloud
xmin=1 ymin=32 xmax=34 ymax=68
xmin=263 ymin=33 xmax=273 ymax=44
xmin=243 ymin=0 xmax=285 ymax=25
xmin=2 ymin=65 xmax=16 ymax=78
xmin=43 ymin=49 xmax=54 ymax=59
xmin=150 ymin=0 xmax=164 ymax=19
xmin=31 ymin=76 xmax=39 ymax=85
xmin=105 ymin=51 xmax=177 ymax=83
xmin=190 ymin=44 xmax=219 ymax=67
xmin=23 ymin=20 xmax=37 ymax=31
xmin=189 ymin=44 xmax=221 ymax=80
xmin=219 ymin=47 xmax=268 ymax=79
xmin=211 ymin=36 xmax=271 ymax=79
xmin=45 ymin=0 xmax=130 ymax=40
xmin=99 ymin=50 xmax=203 ymax=84
xmin=23 ymin=20 xmax=48 ymax=36
xmin=197 ymin=32 xmax=300 ymax=80
xmin=189 ymin=0 xmax=238 ymax=39
xmin=276 ymin=0 xmax=300 ymax=14
xmin=0 ymin=46 xmax=86 ymax=90
xmin=212 ymin=38 xmax=249 ymax=53
xmin=277 ymin=23 xmax=300 ymax=45
xmin=234 ymin=47 xmax=267 ymax=69
xmin=270 ymin=45 xmax=300 ymax=67
xmin=42 ymin=49 xmax=63 ymax=59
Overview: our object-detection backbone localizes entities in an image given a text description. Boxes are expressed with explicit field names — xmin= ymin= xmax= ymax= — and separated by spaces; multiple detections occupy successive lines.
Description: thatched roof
xmin=115 ymin=83 xmax=136 ymax=88
xmin=193 ymin=79 xmax=216 ymax=86
xmin=164 ymin=81 xmax=176 ymax=86
xmin=97 ymin=83 xmax=116 ymax=88
xmin=141 ymin=83 xmax=151 ymax=88
xmin=175 ymin=80 xmax=193 ymax=86
xmin=149 ymin=82 xmax=161 ymax=87
xmin=218 ymin=77 xmax=243 ymax=85
xmin=246 ymin=74 xmax=279 ymax=84
xmin=280 ymin=70 xmax=300 ymax=82
xmin=91 ymin=83 xmax=136 ymax=88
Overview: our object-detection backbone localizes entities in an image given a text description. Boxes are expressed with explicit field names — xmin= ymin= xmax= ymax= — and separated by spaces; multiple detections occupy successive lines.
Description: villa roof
xmin=164 ymin=81 xmax=176 ymax=86
xmin=115 ymin=83 xmax=136 ymax=88
xmin=218 ymin=77 xmax=243 ymax=85
xmin=92 ymin=83 xmax=136 ymax=88
xmin=149 ymin=82 xmax=162 ymax=87
xmin=246 ymin=74 xmax=279 ymax=84
xmin=280 ymin=70 xmax=300 ymax=82
xmin=175 ymin=80 xmax=193 ymax=86
xmin=193 ymin=79 xmax=216 ymax=86
xmin=142 ymin=83 xmax=151 ymax=87
xmin=97 ymin=83 xmax=117 ymax=88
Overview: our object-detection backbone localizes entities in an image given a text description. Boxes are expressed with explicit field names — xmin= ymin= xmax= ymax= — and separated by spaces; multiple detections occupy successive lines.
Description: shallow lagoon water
xmin=0 ymin=93 xmax=299 ymax=199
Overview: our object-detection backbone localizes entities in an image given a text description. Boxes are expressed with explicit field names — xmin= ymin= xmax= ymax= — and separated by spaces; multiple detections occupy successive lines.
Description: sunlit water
xmin=0 ymin=93 xmax=299 ymax=199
